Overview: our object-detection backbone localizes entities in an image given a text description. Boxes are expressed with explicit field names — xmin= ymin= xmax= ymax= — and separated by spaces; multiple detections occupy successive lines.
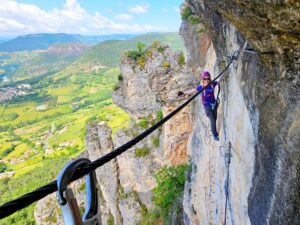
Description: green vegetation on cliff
xmin=141 ymin=164 xmax=188 ymax=225
xmin=181 ymin=5 xmax=202 ymax=25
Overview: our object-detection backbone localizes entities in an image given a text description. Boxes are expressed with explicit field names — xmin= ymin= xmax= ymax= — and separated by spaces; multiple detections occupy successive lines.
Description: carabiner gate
xmin=56 ymin=158 xmax=101 ymax=225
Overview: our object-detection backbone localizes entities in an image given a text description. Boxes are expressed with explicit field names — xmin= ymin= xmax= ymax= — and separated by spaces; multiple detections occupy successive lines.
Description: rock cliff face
xmin=181 ymin=1 xmax=299 ymax=225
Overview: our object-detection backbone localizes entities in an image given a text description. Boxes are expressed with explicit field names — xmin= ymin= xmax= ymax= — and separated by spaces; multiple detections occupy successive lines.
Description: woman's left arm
xmin=213 ymin=80 xmax=220 ymax=87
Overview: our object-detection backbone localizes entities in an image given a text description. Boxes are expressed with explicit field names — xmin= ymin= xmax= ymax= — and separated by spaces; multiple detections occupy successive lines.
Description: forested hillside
xmin=0 ymin=33 xmax=138 ymax=52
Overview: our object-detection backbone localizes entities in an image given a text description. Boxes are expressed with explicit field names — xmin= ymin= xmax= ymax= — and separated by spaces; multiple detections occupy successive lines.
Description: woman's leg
xmin=213 ymin=105 xmax=217 ymax=121
xmin=204 ymin=106 xmax=218 ymax=137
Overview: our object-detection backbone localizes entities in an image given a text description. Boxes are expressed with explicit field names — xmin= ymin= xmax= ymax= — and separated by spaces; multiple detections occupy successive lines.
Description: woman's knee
xmin=204 ymin=107 xmax=211 ymax=117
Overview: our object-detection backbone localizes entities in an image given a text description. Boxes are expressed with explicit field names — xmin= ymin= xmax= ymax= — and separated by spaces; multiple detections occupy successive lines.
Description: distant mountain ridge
xmin=73 ymin=34 xmax=137 ymax=43
xmin=0 ymin=33 xmax=138 ymax=52
xmin=0 ymin=33 xmax=78 ymax=52
xmin=0 ymin=32 xmax=183 ymax=86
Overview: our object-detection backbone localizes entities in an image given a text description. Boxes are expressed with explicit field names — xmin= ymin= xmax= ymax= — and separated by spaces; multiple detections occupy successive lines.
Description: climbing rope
xmin=1 ymin=47 xmax=273 ymax=219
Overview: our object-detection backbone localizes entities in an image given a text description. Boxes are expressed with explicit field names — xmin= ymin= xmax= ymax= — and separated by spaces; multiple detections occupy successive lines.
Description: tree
xmin=0 ymin=163 xmax=7 ymax=173
xmin=137 ymin=42 xmax=146 ymax=54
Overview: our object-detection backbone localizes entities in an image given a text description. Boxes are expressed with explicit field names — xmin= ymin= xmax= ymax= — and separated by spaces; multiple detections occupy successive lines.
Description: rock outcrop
xmin=113 ymin=42 xmax=197 ymax=165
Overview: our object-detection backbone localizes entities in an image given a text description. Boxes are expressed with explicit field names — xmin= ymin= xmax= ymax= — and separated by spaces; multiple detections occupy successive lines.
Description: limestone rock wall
xmin=181 ymin=1 xmax=299 ymax=225
xmin=183 ymin=38 xmax=256 ymax=225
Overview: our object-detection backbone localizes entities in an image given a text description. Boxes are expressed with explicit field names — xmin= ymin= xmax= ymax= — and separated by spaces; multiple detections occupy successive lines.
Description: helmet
xmin=201 ymin=71 xmax=211 ymax=79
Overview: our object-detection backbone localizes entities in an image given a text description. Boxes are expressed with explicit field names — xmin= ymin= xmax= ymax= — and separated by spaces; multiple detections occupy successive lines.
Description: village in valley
xmin=0 ymin=84 xmax=32 ymax=102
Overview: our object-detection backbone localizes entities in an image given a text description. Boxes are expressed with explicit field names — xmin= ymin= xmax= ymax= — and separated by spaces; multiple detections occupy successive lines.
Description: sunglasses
xmin=203 ymin=78 xmax=210 ymax=81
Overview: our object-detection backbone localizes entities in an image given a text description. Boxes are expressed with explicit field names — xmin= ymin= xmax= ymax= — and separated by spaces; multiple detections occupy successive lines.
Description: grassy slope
xmin=0 ymin=67 xmax=130 ymax=160
xmin=0 ymin=51 xmax=79 ymax=84
xmin=0 ymin=67 xmax=131 ymax=225
xmin=80 ymin=32 xmax=185 ymax=67
xmin=0 ymin=62 xmax=130 ymax=225
xmin=13 ymin=53 xmax=78 ymax=81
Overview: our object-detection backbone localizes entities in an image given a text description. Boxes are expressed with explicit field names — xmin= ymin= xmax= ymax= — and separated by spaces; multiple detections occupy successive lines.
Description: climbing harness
xmin=0 ymin=48 xmax=274 ymax=219
xmin=57 ymin=158 xmax=101 ymax=225
xmin=210 ymin=101 xmax=218 ymax=111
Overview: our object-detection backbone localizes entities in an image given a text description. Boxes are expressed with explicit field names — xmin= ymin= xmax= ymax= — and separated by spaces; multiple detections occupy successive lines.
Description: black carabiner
xmin=57 ymin=158 xmax=101 ymax=225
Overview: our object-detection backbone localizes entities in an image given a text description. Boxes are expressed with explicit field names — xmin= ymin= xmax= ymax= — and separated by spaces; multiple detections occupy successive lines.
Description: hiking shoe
xmin=213 ymin=134 xmax=219 ymax=141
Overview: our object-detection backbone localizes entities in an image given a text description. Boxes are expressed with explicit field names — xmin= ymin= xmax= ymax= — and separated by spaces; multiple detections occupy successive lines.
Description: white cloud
xmin=0 ymin=0 xmax=162 ymax=35
xmin=129 ymin=4 xmax=149 ymax=14
xmin=115 ymin=14 xmax=132 ymax=20
xmin=174 ymin=6 xmax=180 ymax=13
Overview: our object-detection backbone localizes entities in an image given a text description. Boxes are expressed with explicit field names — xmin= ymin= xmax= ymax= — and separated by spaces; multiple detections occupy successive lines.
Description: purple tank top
xmin=196 ymin=81 xmax=218 ymax=106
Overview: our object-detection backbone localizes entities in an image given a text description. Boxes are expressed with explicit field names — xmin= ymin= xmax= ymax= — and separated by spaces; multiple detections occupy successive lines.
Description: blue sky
xmin=0 ymin=0 xmax=183 ymax=36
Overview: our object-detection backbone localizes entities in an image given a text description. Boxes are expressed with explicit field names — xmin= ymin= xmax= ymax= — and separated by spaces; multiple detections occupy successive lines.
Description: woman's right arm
xmin=184 ymin=89 xmax=197 ymax=95
xmin=178 ymin=88 xmax=197 ymax=96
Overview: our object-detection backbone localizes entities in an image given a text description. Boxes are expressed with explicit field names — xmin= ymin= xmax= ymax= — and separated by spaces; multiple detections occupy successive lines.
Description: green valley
xmin=0 ymin=32 xmax=184 ymax=224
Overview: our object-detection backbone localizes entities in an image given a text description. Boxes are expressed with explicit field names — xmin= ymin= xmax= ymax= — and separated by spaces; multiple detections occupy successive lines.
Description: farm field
xmin=0 ymin=66 xmax=130 ymax=171
xmin=0 ymin=63 xmax=131 ymax=225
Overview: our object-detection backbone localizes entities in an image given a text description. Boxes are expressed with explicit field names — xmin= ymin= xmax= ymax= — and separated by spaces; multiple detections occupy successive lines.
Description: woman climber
xmin=178 ymin=71 xmax=220 ymax=141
